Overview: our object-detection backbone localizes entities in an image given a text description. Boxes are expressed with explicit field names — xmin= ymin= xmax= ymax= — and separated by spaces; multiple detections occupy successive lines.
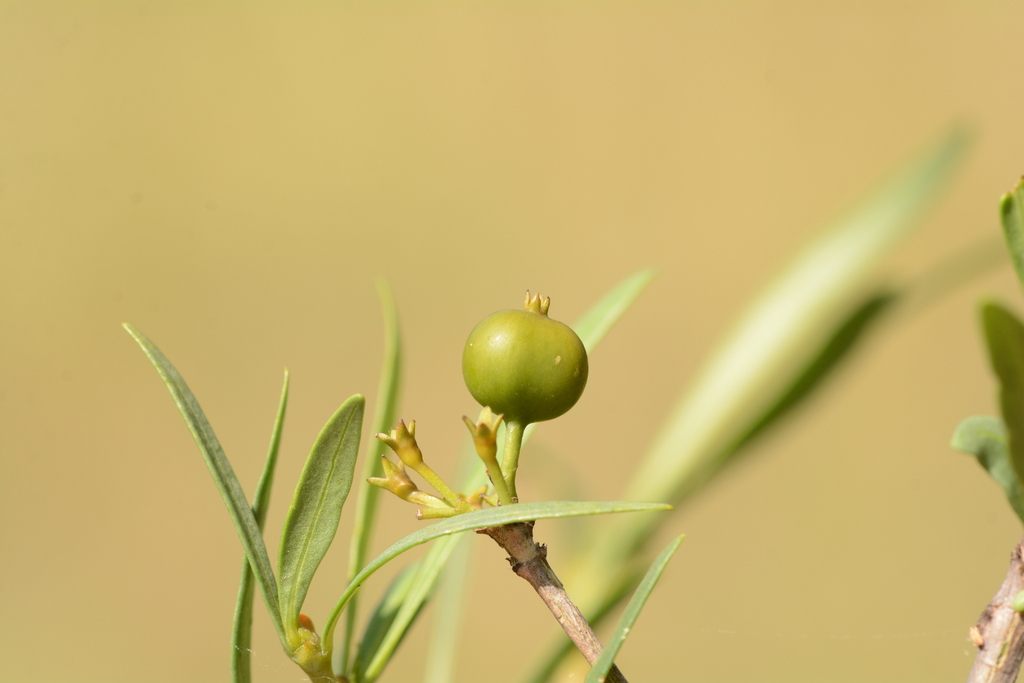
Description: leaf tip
xmin=122 ymin=322 xmax=145 ymax=345
xmin=1001 ymin=178 xmax=1024 ymax=212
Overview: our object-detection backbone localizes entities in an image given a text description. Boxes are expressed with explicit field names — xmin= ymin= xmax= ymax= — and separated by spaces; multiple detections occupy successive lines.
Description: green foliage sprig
xmin=126 ymin=126 xmax=975 ymax=683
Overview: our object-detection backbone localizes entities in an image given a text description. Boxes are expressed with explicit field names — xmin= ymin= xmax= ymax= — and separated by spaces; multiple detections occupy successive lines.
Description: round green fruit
xmin=462 ymin=295 xmax=588 ymax=425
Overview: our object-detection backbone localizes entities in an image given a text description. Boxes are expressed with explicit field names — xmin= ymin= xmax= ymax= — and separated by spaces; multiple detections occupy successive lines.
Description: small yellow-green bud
xmin=462 ymin=407 xmax=503 ymax=463
xmin=376 ymin=420 xmax=424 ymax=468
xmin=367 ymin=456 xmax=418 ymax=501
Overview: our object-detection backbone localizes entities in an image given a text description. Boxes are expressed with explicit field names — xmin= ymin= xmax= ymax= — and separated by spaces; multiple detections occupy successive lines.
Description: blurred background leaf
xmin=998 ymin=179 xmax=1024 ymax=292
xmin=532 ymin=126 xmax=969 ymax=680
xmin=981 ymin=302 xmax=1024 ymax=489
xmin=951 ymin=415 xmax=1024 ymax=525
xmin=341 ymin=280 xmax=403 ymax=674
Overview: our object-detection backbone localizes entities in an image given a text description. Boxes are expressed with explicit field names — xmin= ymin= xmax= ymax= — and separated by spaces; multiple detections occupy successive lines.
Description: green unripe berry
xmin=462 ymin=293 xmax=588 ymax=425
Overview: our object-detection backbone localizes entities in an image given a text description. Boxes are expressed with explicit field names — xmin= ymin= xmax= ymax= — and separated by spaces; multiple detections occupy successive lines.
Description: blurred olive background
xmin=3 ymin=3 xmax=1024 ymax=682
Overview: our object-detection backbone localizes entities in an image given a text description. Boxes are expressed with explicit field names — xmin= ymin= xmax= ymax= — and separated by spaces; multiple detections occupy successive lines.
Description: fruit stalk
xmin=501 ymin=420 xmax=526 ymax=502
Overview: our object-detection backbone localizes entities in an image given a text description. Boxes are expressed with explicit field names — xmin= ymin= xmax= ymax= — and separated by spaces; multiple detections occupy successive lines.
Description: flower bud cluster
xmin=369 ymin=419 xmax=493 ymax=519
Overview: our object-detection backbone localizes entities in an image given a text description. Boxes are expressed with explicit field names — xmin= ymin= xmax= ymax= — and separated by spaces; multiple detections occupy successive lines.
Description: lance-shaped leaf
xmin=232 ymin=369 xmax=289 ymax=683
xmin=322 ymin=501 xmax=672 ymax=647
xmin=951 ymin=415 xmax=1024 ymax=524
xmin=585 ymin=535 xmax=684 ymax=683
xmin=123 ymin=324 xmax=285 ymax=642
xmin=341 ymin=280 xmax=402 ymax=674
xmin=981 ymin=302 xmax=1024 ymax=488
xmin=625 ymin=126 xmax=967 ymax=509
xmin=1000 ymin=178 xmax=1024 ymax=293
xmin=360 ymin=530 xmax=459 ymax=683
xmin=421 ymin=534 xmax=474 ymax=683
xmin=726 ymin=290 xmax=897 ymax=455
xmin=353 ymin=561 xmax=423 ymax=678
xmin=278 ymin=395 xmax=365 ymax=645
xmin=572 ymin=268 xmax=657 ymax=352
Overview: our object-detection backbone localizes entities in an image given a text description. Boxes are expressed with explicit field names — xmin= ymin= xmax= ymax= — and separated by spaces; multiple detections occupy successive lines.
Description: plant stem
xmin=482 ymin=452 xmax=515 ymax=506
xmin=966 ymin=534 xmax=1024 ymax=683
xmin=479 ymin=521 xmax=627 ymax=683
xmin=501 ymin=420 xmax=526 ymax=502
xmin=411 ymin=460 xmax=464 ymax=508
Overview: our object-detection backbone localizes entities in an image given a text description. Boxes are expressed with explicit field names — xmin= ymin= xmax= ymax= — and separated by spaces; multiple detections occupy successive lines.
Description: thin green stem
xmin=410 ymin=461 xmax=464 ymax=509
xmin=501 ymin=420 xmax=526 ymax=502
xmin=482 ymin=453 xmax=514 ymax=506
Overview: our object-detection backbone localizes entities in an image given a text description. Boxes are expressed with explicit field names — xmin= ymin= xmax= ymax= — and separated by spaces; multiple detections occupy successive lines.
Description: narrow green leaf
xmin=322 ymin=501 xmax=672 ymax=647
xmin=123 ymin=324 xmax=285 ymax=642
xmin=1000 ymin=178 xmax=1024 ymax=293
xmin=421 ymin=535 xmax=473 ymax=683
xmin=361 ymin=534 xmax=460 ymax=683
xmin=584 ymin=535 xmax=684 ymax=683
xmin=585 ymin=128 xmax=965 ymax=565
xmin=573 ymin=268 xmax=657 ymax=354
xmin=951 ymin=415 xmax=1024 ymax=524
xmin=981 ymin=302 xmax=1024 ymax=487
xmin=728 ymin=290 xmax=897 ymax=457
xmin=626 ymin=126 xmax=967 ymax=508
xmin=341 ymin=280 xmax=403 ymax=674
xmin=278 ymin=395 xmax=365 ymax=644
xmin=232 ymin=369 xmax=290 ymax=683
xmin=353 ymin=561 xmax=422 ymax=678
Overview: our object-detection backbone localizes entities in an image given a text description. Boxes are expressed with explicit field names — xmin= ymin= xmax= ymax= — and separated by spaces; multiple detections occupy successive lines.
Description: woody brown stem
xmin=966 ymin=534 xmax=1024 ymax=683
xmin=479 ymin=521 xmax=627 ymax=683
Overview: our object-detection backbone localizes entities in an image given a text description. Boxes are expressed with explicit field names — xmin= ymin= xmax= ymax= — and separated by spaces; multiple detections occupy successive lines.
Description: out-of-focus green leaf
xmin=573 ymin=268 xmax=657 ymax=354
xmin=728 ymin=290 xmax=897 ymax=455
xmin=321 ymin=501 xmax=672 ymax=647
xmin=421 ymin=535 xmax=473 ymax=683
xmin=625 ymin=126 xmax=967 ymax=509
xmin=528 ymin=126 xmax=969 ymax=683
xmin=584 ymin=535 xmax=684 ymax=683
xmin=278 ymin=395 xmax=365 ymax=645
xmin=585 ymin=128 xmax=964 ymax=563
xmin=341 ymin=280 xmax=402 ymax=674
xmin=981 ymin=302 xmax=1024 ymax=488
xmin=999 ymin=178 xmax=1024 ymax=293
xmin=232 ymin=370 xmax=289 ymax=683
xmin=353 ymin=562 xmax=422 ymax=679
xmin=361 ymin=536 xmax=461 ymax=683
xmin=123 ymin=324 xmax=285 ymax=644
xmin=951 ymin=415 xmax=1024 ymax=524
